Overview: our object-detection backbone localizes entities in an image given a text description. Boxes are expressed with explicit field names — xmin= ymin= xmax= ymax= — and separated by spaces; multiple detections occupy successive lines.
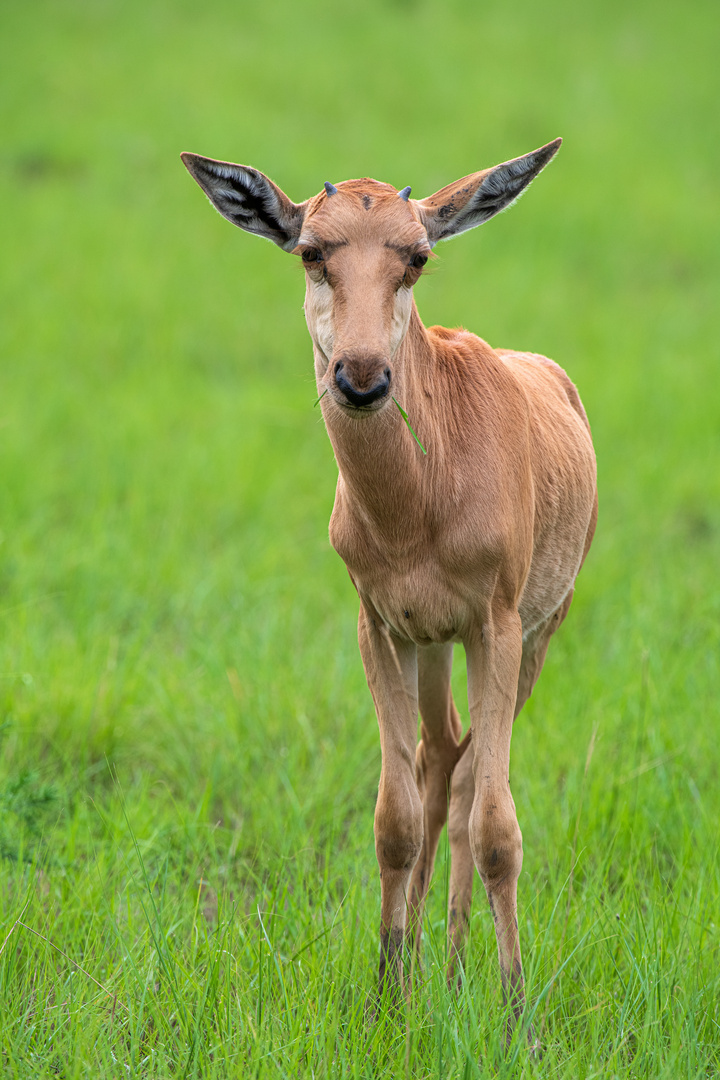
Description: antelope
xmin=181 ymin=139 xmax=597 ymax=1039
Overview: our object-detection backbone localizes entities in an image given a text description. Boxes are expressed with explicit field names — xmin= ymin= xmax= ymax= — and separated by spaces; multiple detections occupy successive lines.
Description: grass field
xmin=1 ymin=0 xmax=719 ymax=1075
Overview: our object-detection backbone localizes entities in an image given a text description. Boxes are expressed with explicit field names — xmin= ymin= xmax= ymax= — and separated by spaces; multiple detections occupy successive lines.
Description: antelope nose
xmin=334 ymin=362 xmax=392 ymax=408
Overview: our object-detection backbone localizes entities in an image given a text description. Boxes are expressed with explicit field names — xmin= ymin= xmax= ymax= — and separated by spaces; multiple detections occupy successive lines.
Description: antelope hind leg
xmin=407 ymin=644 xmax=466 ymax=964
xmin=446 ymin=739 xmax=475 ymax=984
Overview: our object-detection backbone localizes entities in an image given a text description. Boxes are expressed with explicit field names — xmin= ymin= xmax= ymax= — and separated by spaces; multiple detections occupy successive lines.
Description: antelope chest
xmin=363 ymin=572 xmax=466 ymax=645
xmin=342 ymin=551 xmax=475 ymax=646
xmin=330 ymin=502 xmax=502 ymax=646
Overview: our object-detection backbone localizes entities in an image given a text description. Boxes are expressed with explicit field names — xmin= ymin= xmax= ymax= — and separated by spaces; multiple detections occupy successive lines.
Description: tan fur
xmin=182 ymin=142 xmax=596 ymax=1042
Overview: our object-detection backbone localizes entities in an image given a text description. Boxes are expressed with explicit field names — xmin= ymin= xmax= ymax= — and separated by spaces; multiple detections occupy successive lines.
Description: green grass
xmin=1 ymin=0 xmax=719 ymax=1075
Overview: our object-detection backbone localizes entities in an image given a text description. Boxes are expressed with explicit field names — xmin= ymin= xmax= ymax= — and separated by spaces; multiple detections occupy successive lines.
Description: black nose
xmin=335 ymin=363 xmax=392 ymax=408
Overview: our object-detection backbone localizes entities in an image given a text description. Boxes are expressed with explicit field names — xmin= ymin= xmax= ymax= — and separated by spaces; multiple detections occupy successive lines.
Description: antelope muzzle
xmin=333 ymin=356 xmax=392 ymax=410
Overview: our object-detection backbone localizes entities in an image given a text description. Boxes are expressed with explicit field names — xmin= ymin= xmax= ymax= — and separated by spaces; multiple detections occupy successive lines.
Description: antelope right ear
xmin=417 ymin=139 xmax=562 ymax=245
xmin=181 ymin=154 xmax=307 ymax=252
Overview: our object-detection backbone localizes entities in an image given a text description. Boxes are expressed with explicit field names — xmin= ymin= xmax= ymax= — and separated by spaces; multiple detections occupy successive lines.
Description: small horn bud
xmin=324 ymin=181 xmax=338 ymax=197
xmin=398 ymin=186 xmax=412 ymax=201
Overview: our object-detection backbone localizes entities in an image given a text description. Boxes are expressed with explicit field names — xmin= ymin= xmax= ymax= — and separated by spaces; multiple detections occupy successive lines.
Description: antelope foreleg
xmin=358 ymin=603 xmax=422 ymax=1003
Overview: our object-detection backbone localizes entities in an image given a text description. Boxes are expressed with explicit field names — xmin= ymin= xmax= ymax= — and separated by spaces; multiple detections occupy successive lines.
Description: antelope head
xmin=181 ymin=139 xmax=561 ymax=414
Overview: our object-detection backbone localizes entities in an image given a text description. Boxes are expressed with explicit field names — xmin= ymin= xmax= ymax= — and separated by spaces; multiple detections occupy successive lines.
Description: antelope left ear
xmin=181 ymin=153 xmax=307 ymax=251
xmin=417 ymin=138 xmax=562 ymax=245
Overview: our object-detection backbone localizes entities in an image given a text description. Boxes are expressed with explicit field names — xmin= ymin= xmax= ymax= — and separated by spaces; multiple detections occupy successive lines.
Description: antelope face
xmin=296 ymin=181 xmax=431 ymax=413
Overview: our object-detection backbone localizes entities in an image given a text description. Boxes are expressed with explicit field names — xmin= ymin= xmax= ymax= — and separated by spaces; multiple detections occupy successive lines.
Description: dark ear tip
xmin=532 ymin=138 xmax=562 ymax=167
xmin=180 ymin=152 xmax=200 ymax=174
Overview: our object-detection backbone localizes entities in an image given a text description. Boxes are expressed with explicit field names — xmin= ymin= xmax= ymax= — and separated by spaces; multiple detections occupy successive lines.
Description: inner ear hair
xmin=181 ymin=153 xmax=306 ymax=251
xmin=474 ymin=138 xmax=562 ymax=218
xmin=420 ymin=138 xmax=562 ymax=244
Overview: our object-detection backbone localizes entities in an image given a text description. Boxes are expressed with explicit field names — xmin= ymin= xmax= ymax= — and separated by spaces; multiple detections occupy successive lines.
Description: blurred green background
xmin=1 ymin=0 xmax=719 ymax=1076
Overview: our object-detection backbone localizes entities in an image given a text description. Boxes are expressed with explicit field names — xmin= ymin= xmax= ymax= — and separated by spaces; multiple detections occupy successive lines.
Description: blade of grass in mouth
xmin=313 ymin=389 xmax=328 ymax=407
xmin=392 ymin=397 xmax=427 ymax=454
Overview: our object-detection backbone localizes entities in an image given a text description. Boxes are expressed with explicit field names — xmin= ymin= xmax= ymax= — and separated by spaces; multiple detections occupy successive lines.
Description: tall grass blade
xmin=392 ymin=397 xmax=427 ymax=454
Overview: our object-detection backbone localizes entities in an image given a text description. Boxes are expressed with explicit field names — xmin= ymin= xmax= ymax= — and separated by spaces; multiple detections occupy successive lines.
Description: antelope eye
xmin=410 ymin=254 xmax=428 ymax=269
xmin=302 ymin=248 xmax=323 ymax=264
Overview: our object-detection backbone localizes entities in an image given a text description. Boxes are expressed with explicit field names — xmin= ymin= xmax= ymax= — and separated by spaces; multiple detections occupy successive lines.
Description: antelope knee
xmin=469 ymin=799 xmax=523 ymax=885
xmin=375 ymin=787 xmax=423 ymax=872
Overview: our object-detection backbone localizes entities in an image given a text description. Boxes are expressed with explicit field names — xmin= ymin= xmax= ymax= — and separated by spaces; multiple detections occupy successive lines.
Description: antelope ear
xmin=417 ymin=138 xmax=562 ymax=245
xmin=181 ymin=153 xmax=307 ymax=251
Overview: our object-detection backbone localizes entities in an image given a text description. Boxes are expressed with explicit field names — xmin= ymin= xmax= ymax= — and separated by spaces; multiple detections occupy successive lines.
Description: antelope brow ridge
xmin=180 ymin=137 xmax=596 ymax=1055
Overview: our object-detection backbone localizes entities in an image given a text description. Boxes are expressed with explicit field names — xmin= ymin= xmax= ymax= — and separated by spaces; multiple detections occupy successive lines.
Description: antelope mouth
xmin=336 ymin=395 xmax=390 ymax=414
xmin=333 ymin=362 xmax=392 ymax=411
